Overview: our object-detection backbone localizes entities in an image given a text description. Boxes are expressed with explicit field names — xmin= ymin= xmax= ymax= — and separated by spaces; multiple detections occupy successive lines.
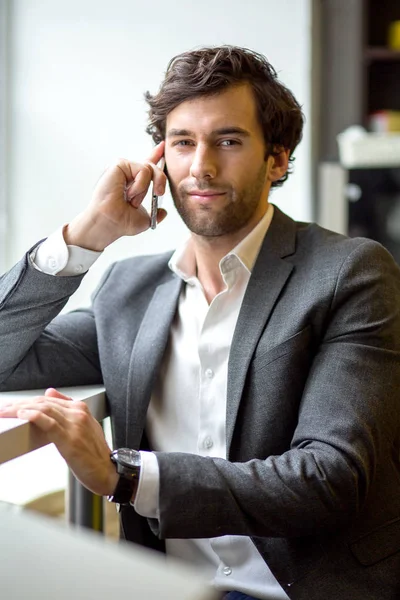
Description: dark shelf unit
xmin=366 ymin=0 xmax=400 ymax=47
xmin=364 ymin=47 xmax=400 ymax=62
xmin=319 ymin=0 xmax=400 ymax=162
xmin=318 ymin=1 xmax=400 ymax=264
xmin=364 ymin=1 xmax=400 ymax=119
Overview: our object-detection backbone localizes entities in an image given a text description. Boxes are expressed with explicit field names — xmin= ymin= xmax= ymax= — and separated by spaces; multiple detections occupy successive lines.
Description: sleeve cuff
xmin=32 ymin=225 xmax=101 ymax=276
xmin=133 ymin=451 xmax=160 ymax=519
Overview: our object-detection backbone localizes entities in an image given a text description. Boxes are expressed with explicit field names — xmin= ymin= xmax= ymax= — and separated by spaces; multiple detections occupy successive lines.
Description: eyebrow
xmin=166 ymin=127 xmax=251 ymax=138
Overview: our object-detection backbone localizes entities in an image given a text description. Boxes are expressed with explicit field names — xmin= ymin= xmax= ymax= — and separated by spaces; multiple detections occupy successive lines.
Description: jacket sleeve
xmin=152 ymin=240 xmax=400 ymax=539
xmin=0 ymin=248 xmax=104 ymax=391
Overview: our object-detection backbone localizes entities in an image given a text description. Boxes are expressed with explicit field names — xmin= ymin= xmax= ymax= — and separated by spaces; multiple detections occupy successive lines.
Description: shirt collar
xmin=169 ymin=203 xmax=274 ymax=282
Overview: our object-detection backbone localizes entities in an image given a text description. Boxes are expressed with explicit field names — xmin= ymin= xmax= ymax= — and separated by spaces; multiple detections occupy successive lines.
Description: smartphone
xmin=150 ymin=157 xmax=165 ymax=230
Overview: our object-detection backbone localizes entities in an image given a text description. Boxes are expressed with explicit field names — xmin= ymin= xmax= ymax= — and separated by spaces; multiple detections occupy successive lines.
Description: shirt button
xmin=74 ymin=264 xmax=83 ymax=273
xmin=48 ymin=257 xmax=57 ymax=269
xmin=203 ymin=436 xmax=213 ymax=449
xmin=205 ymin=368 xmax=214 ymax=379
xmin=222 ymin=566 xmax=232 ymax=576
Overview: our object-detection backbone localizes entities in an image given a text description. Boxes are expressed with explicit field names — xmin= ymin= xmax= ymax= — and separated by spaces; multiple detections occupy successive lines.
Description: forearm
xmin=0 ymin=248 xmax=103 ymax=390
xmin=153 ymin=447 xmax=362 ymax=540
xmin=0 ymin=250 xmax=83 ymax=379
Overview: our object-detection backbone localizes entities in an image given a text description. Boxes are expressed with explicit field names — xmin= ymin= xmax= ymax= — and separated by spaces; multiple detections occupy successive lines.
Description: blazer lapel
xmin=125 ymin=274 xmax=183 ymax=448
xmin=226 ymin=207 xmax=297 ymax=451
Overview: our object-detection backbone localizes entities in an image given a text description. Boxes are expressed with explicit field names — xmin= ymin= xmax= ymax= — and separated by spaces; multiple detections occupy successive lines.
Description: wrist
xmin=64 ymin=212 xmax=120 ymax=252
xmin=107 ymin=448 xmax=141 ymax=505
xmin=107 ymin=466 xmax=120 ymax=497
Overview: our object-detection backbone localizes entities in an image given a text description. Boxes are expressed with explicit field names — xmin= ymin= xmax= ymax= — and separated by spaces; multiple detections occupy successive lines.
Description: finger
xmin=130 ymin=205 xmax=167 ymax=231
xmin=29 ymin=395 xmax=76 ymax=409
xmin=156 ymin=208 xmax=168 ymax=225
xmin=44 ymin=388 xmax=73 ymax=401
xmin=0 ymin=396 xmax=78 ymax=418
xmin=0 ymin=400 xmax=40 ymax=416
xmin=144 ymin=161 xmax=167 ymax=196
xmin=125 ymin=165 xmax=154 ymax=207
xmin=17 ymin=406 xmax=66 ymax=440
xmin=27 ymin=401 xmax=68 ymax=421
xmin=112 ymin=150 xmax=163 ymax=189
xmin=16 ymin=408 xmax=61 ymax=433
xmin=34 ymin=398 xmax=89 ymax=416
xmin=146 ymin=141 xmax=165 ymax=167
xmin=114 ymin=160 xmax=149 ymax=187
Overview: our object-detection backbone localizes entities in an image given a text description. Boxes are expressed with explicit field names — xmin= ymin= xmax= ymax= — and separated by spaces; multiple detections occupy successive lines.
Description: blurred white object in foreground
xmin=0 ymin=503 xmax=218 ymax=600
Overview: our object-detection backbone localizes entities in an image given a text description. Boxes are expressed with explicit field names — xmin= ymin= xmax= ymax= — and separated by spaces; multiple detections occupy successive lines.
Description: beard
xmin=169 ymin=162 xmax=268 ymax=237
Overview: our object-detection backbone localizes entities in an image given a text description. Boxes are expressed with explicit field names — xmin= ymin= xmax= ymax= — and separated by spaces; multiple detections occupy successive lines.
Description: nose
xmin=189 ymin=145 xmax=217 ymax=180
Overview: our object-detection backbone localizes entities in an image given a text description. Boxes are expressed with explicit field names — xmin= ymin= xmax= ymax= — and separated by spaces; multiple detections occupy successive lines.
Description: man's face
xmin=164 ymin=84 xmax=274 ymax=238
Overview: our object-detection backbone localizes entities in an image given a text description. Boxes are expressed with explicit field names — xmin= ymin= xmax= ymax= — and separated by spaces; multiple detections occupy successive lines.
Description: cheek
xmin=230 ymin=165 xmax=256 ymax=188
xmin=165 ymin=153 xmax=191 ymax=186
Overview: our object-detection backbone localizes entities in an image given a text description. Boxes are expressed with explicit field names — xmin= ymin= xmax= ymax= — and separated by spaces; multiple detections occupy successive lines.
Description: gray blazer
xmin=1 ymin=206 xmax=400 ymax=600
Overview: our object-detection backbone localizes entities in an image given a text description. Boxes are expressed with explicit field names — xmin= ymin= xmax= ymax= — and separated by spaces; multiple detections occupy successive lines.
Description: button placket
xmin=197 ymin=290 xmax=228 ymax=458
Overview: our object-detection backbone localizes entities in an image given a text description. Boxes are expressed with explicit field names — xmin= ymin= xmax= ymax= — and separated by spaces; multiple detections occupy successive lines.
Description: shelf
xmin=365 ymin=47 xmax=400 ymax=63
xmin=337 ymin=132 xmax=400 ymax=169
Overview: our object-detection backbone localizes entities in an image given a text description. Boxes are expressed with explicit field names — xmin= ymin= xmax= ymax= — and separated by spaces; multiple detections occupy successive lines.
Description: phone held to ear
xmin=150 ymin=157 xmax=165 ymax=230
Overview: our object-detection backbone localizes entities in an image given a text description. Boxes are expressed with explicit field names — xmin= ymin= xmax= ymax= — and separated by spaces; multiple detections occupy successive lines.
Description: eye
xmin=173 ymin=140 xmax=194 ymax=147
xmin=219 ymin=139 xmax=240 ymax=146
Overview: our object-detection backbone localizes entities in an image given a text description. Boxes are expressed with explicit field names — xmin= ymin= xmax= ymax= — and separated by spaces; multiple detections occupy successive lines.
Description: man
xmin=0 ymin=46 xmax=400 ymax=600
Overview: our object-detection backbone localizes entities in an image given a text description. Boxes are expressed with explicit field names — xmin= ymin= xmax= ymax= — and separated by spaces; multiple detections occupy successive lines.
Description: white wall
xmin=1 ymin=0 xmax=313 ymax=505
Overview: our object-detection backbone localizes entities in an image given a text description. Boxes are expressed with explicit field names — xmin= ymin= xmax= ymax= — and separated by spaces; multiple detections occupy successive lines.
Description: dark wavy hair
xmin=145 ymin=45 xmax=304 ymax=188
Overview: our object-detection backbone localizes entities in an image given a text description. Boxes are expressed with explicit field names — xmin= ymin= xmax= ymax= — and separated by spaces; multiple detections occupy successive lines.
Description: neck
xmin=192 ymin=206 xmax=268 ymax=304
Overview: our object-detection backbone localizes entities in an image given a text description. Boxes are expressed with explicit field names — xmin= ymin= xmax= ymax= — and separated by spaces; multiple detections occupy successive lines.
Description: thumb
xmin=45 ymin=388 xmax=72 ymax=401
xmin=157 ymin=208 xmax=168 ymax=225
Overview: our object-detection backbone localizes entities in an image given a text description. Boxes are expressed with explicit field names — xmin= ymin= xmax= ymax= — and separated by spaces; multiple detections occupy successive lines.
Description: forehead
xmin=166 ymin=83 xmax=261 ymax=136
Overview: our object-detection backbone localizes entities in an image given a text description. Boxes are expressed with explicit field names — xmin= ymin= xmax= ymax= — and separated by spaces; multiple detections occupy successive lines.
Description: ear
xmin=267 ymin=147 xmax=290 ymax=183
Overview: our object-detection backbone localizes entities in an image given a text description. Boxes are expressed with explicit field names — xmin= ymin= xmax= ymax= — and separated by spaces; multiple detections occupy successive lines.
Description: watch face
xmin=114 ymin=448 xmax=141 ymax=469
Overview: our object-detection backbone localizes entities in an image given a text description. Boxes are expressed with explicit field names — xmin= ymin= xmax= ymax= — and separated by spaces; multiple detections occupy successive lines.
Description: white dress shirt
xmin=32 ymin=204 xmax=289 ymax=600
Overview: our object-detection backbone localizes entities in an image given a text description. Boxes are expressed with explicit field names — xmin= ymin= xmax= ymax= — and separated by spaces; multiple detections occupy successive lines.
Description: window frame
xmin=0 ymin=0 xmax=9 ymax=274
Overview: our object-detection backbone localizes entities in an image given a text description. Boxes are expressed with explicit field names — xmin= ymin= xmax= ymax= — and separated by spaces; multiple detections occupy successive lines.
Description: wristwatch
xmin=107 ymin=448 xmax=141 ymax=505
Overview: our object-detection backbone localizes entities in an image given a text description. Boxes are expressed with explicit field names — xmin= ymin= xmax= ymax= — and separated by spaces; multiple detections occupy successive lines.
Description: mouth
xmin=187 ymin=191 xmax=227 ymax=203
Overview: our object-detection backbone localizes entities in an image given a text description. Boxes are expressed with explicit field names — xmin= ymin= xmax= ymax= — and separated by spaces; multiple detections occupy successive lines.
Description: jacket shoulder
xmin=92 ymin=250 xmax=176 ymax=303
xmin=110 ymin=250 xmax=174 ymax=280
xmin=295 ymin=220 xmax=397 ymax=268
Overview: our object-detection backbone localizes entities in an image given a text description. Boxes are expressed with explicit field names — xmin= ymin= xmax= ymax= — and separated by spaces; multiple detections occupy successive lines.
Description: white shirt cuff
xmin=133 ymin=451 xmax=160 ymax=519
xmin=31 ymin=226 xmax=101 ymax=276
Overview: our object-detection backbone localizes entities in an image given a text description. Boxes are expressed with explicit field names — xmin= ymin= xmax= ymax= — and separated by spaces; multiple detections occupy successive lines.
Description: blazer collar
xmin=226 ymin=206 xmax=297 ymax=451
xmin=125 ymin=272 xmax=183 ymax=448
